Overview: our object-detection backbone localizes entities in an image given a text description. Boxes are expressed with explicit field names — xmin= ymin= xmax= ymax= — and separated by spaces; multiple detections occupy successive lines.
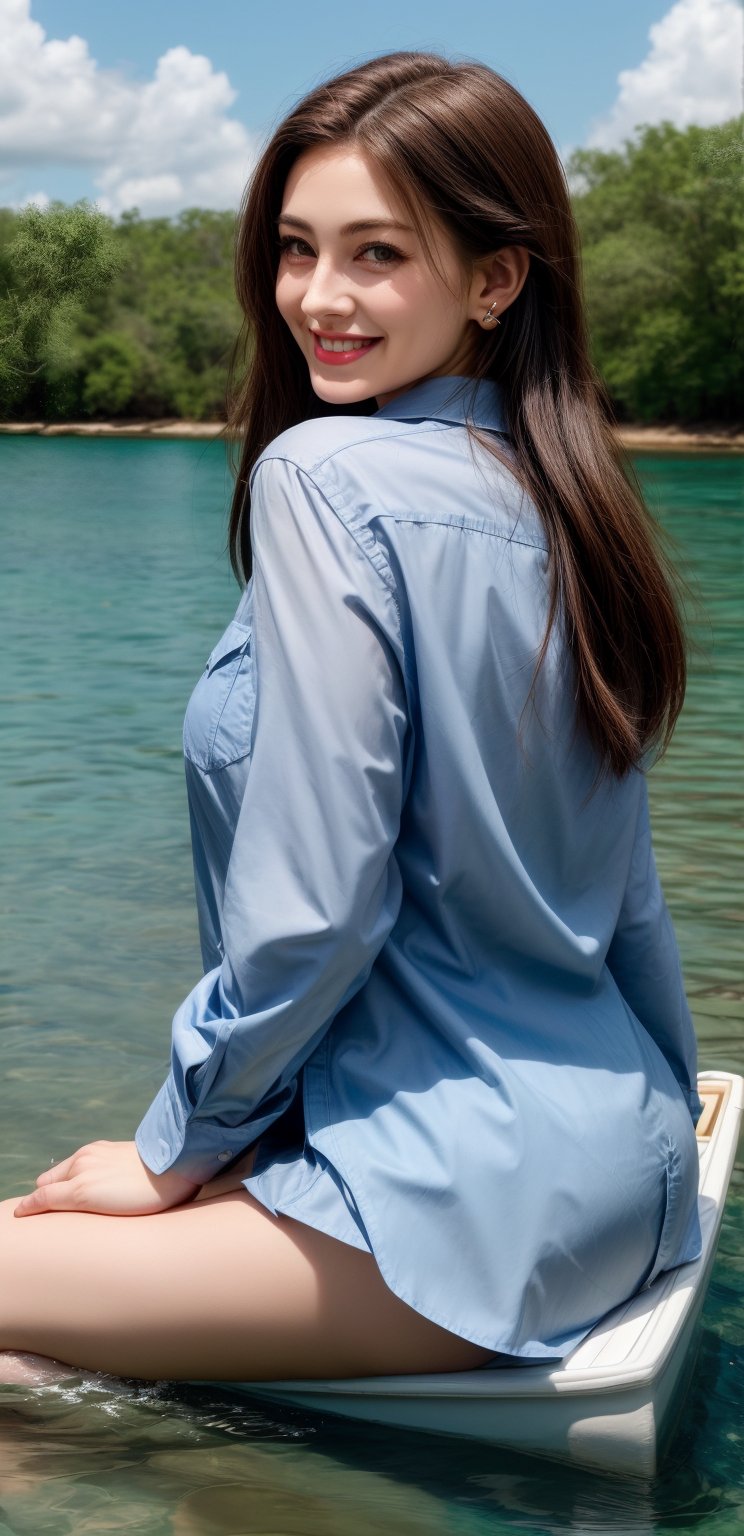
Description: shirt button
xmin=217 ymin=1152 xmax=232 ymax=1162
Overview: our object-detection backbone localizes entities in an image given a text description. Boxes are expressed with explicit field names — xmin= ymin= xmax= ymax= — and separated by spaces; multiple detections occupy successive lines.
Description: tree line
xmin=0 ymin=117 xmax=741 ymax=426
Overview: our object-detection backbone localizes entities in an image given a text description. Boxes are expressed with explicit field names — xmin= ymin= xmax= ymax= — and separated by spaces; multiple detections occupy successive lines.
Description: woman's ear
xmin=467 ymin=246 xmax=530 ymax=324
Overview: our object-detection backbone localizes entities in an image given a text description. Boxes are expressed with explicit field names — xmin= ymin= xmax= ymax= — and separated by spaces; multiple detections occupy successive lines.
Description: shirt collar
xmin=372 ymin=373 xmax=509 ymax=435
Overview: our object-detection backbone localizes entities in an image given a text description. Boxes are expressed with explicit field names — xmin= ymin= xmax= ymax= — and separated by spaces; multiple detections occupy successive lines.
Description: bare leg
xmin=0 ymin=1191 xmax=494 ymax=1382
xmin=0 ymin=1350 xmax=81 ymax=1385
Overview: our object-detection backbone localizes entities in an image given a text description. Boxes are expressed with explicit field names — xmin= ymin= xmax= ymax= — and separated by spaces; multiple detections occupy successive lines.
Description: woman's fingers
xmin=13 ymin=1146 xmax=88 ymax=1213
xmin=14 ymin=1181 xmax=83 ymax=1216
xmin=30 ymin=1141 xmax=110 ymax=1193
xmin=13 ymin=1141 xmax=202 ymax=1219
xmin=34 ymin=1154 xmax=77 ymax=1185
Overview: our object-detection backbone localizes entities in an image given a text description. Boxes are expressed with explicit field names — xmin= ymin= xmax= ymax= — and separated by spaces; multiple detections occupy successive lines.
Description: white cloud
xmin=17 ymin=189 xmax=50 ymax=209
xmin=588 ymin=0 xmax=743 ymax=149
xmin=0 ymin=0 xmax=258 ymax=214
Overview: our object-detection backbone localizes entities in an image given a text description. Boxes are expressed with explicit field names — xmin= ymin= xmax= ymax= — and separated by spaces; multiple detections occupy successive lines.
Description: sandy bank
xmin=0 ymin=419 xmax=225 ymax=440
xmin=1 ymin=419 xmax=743 ymax=451
xmin=616 ymin=425 xmax=744 ymax=452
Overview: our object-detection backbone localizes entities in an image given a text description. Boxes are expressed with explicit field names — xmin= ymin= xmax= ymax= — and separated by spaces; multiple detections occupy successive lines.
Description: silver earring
xmin=483 ymin=302 xmax=500 ymax=327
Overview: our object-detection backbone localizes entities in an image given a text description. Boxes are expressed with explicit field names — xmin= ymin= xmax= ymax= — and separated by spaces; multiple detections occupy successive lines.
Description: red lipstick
xmin=311 ymin=331 xmax=382 ymax=366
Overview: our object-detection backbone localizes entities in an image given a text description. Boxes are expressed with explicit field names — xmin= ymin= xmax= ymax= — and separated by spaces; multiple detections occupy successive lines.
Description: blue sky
xmin=29 ymin=0 xmax=674 ymax=147
xmin=2 ymin=0 xmax=741 ymax=215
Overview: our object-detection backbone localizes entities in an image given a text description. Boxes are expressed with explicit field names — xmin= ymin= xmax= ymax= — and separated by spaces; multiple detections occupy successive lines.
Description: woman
xmin=2 ymin=52 xmax=702 ymax=1385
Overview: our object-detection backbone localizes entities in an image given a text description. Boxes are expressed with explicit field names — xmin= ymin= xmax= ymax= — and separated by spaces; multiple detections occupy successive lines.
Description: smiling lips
xmin=312 ymin=331 xmax=382 ymax=365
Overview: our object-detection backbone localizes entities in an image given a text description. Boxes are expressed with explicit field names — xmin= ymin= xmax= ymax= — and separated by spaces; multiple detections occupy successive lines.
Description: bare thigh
xmin=0 ymin=1190 xmax=494 ymax=1382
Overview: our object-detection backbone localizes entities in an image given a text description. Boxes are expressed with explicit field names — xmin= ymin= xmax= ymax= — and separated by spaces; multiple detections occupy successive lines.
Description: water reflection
xmin=0 ymin=1322 xmax=740 ymax=1536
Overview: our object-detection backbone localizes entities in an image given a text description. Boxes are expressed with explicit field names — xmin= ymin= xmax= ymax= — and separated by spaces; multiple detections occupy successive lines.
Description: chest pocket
xmin=183 ymin=619 xmax=255 ymax=772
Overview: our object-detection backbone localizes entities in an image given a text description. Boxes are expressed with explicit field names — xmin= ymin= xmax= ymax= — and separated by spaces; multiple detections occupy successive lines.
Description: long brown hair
xmin=226 ymin=50 xmax=687 ymax=780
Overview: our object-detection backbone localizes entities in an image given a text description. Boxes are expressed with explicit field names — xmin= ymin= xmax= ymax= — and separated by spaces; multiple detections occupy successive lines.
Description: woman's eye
xmin=277 ymin=236 xmax=403 ymax=267
xmin=277 ymin=236 xmax=313 ymax=259
xmin=360 ymin=243 xmax=401 ymax=265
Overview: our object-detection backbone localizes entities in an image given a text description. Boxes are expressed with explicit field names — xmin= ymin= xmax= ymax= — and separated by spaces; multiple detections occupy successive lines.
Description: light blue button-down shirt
xmin=135 ymin=373 xmax=702 ymax=1360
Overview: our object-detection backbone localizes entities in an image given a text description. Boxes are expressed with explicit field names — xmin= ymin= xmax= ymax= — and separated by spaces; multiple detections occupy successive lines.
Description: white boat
xmin=214 ymin=1070 xmax=743 ymax=1477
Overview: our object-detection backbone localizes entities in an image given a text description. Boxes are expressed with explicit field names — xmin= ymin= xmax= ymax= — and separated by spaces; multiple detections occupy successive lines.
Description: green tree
xmin=0 ymin=200 xmax=122 ymax=416
xmin=1 ymin=122 xmax=741 ymax=425
xmin=569 ymin=117 xmax=744 ymax=422
xmin=81 ymin=332 xmax=148 ymax=416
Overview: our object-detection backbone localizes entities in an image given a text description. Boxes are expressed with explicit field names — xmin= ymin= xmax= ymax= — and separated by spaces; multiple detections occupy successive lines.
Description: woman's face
xmin=275 ymin=144 xmax=480 ymax=408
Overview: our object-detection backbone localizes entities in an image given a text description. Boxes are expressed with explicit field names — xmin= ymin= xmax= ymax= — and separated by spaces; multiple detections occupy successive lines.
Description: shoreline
xmin=1 ymin=419 xmax=743 ymax=452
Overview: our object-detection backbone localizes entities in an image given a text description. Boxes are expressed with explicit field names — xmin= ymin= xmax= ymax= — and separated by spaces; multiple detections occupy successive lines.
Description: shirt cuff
xmin=134 ymin=1075 xmax=259 ymax=1184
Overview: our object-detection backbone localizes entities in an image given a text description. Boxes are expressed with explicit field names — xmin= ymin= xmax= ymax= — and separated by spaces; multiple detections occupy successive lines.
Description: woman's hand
xmin=13 ymin=1141 xmax=201 ymax=1218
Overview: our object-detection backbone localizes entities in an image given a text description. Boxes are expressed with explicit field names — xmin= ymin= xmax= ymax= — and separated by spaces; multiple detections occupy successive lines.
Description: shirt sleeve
xmin=606 ymin=776 xmax=703 ymax=1124
xmin=135 ymin=453 xmax=409 ymax=1183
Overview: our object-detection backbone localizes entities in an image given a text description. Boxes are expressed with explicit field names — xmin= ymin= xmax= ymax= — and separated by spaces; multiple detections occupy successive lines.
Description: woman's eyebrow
xmin=276 ymin=214 xmax=414 ymax=235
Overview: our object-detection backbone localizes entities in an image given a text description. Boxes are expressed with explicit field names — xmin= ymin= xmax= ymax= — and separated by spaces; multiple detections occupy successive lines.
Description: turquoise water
xmin=0 ymin=438 xmax=741 ymax=1533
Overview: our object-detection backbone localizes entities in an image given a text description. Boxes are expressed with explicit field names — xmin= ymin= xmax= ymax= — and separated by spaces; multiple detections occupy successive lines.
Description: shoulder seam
xmin=250 ymin=453 xmax=401 ymax=627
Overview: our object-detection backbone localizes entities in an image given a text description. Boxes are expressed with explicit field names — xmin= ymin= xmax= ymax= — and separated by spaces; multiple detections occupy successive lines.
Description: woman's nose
xmin=300 ymin=259 xmax=355 ymax=320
